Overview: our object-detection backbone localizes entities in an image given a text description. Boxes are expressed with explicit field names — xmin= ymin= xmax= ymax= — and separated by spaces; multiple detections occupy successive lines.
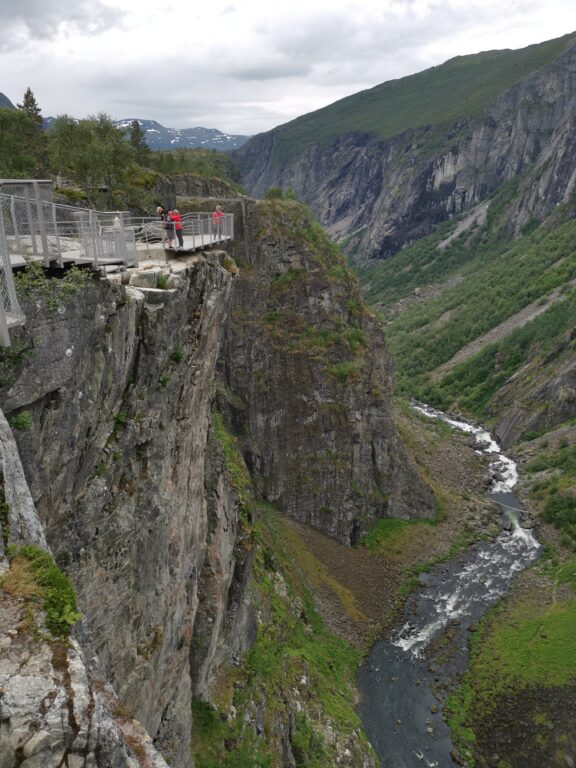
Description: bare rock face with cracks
xmin=0 ymin=202 xmax=432 ymax=767
xmin=236 ymin=38 xmax=576 ymax=262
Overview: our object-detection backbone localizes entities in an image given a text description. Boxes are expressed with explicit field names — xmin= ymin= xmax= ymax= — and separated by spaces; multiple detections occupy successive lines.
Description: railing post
xmin=0 ymin=203 xmax=25 ymax=342
xmin=89 ymin=210 xmax=100 ymax=268
xmin=51 ymin=203 xmax=63 ymax=267
xmin=0 ymin=300 xmax=10 ymax=347
xmin=32 ymin=181 xmax=51 ymax=267
xmin=9 ymin=197 xmax=23 ymax=258
xmin=23 ymin=187 xmax=38 ymax=258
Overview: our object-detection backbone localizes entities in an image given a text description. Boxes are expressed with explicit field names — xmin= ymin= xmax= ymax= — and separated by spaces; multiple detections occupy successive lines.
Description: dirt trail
xmin=431 ymin=278 xmax=576 ymax=381
xmin=437 ymin=201 xmax=489 ymax=251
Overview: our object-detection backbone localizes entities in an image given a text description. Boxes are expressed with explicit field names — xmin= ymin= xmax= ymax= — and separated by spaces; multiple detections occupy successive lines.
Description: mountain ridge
xmin=236 ymin=31 xmax=576 ymax=261
xmin=0 ymin=92 xmax=15 ymax=109
xmin=40 ymin=116 xmax=250 ymax=151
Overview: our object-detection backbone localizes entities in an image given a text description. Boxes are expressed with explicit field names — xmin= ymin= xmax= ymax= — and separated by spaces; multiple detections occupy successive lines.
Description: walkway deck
xmin=7 ymin=232 xmax=234 ymax=270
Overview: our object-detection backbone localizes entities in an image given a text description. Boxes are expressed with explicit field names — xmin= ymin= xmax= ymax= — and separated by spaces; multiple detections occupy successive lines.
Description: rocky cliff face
xmin=0 ymin=256 xmax=238 ymax=767
xmin=238 ymin=43 xmax=576 ymax=261
xmin=0 ymin=201 xmax=433 ymax=767
xmin=219 ymin=199 xmax=435 ymax=543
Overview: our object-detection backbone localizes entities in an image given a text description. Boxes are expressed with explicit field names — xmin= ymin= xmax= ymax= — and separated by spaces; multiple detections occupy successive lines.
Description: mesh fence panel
xmin=0 ymin=180 xmax=53 ymax=202
xmin=0 ymin=193 xmax=137 ymax=268
xmin=0 ymin=210 xmax=25 ymax=327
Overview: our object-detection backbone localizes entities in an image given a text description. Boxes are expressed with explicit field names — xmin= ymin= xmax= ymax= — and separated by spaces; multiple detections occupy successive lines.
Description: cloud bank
xmin=0 ymin=0 xmax=573 ymax=134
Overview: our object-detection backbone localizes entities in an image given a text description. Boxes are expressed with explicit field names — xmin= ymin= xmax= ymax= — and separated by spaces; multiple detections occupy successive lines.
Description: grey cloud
xmin=0 ymin=0 xmax=122 ymax=51
xmin=228 ymin=62 xmax=312 ymax=81
xmin=267 ymin=2 xmax=537 ymax=89
xmin=2 ymin=0 xmax=558 ymax=136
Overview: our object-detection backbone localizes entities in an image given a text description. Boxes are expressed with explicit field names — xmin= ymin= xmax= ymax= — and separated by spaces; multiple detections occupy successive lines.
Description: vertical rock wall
xmin=218 ymin=200 xmax=435 ymax=543
xmin=237 ymin=44 xmax=576 ymax=261
xmin=0 ymin=259 xmax=236 ymax=767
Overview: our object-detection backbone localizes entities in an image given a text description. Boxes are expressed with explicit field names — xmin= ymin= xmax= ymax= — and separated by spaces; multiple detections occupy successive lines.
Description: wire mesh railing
xmin=124 ymin=211 xmax=234 ymax=252
xmin=0 ymin=185 xmax=235 ymax=345
xmin=0 ymin=193 xmax=139 ymax=269
xmin=0 ymin=207 xmax=25 ymax=336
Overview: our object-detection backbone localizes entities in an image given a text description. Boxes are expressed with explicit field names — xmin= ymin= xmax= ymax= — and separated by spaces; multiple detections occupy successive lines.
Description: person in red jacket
xmin=212 ymin=205 xmax=223 ymax=240
xmin=170 ymin=209 xmax=183 ymax=250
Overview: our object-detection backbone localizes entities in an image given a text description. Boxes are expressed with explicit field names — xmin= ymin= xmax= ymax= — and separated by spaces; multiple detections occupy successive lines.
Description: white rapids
xmin=358 ymin=402 xmax=542 ymax=768
xmin=391 ymin=403 xmax=541 ymax=658
xmin=412 ymin=402 xmax=519 ymax=493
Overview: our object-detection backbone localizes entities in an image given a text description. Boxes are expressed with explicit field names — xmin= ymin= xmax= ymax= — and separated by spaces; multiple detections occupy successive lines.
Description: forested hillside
xmin=0 ymin=94 xmax=240 ymax=210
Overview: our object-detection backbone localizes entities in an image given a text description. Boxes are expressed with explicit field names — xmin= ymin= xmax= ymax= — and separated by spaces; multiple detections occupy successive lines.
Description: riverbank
xmin=443 ymin=425 xmax=576 ymax=767
xmin=278 ymin=402 xmax=497 ymax=651
xmin=356 ymin=404 xmax=542 ymax=767
xmin=447 ymin=546 xmax=576 ymax=768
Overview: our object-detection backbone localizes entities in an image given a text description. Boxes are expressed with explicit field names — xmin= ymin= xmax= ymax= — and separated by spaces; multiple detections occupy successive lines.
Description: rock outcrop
xmin=237 ymin=41 xmax=576 ymax=262
xmin=219 ymin=199 xmax=435 ymax=543
xmin=0 ymin=202 xmax=434 ymax=766
xmin=1 ymin=255 xmax=236 ymax=767
xmin=0 ymin=405 xmax=170 ymax=768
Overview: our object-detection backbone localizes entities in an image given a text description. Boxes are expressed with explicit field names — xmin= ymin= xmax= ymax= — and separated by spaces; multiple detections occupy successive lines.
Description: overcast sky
xmin=2 ymin=0 xmax=575 ymax=136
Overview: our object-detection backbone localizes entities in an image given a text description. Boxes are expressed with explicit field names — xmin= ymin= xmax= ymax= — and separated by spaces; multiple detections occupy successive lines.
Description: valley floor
xmin=278 ymin=403 xmax=495 ymax=650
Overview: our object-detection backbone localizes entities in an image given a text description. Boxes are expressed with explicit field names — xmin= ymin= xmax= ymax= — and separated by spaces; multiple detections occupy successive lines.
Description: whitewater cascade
xmin=393 ymin=403 xmax=540 ymax=657
xmin=357 ymin=404 xmax=540 ymax=768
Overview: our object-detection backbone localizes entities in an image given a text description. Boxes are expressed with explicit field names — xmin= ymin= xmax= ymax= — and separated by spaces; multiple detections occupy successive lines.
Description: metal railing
xmin=0 ymin=208 xmax=25 ymax=344
xmin=124 ymin=211 xmax=234 ymax=252
xmin=0 ymin=186 xmax=235 ymax=346
xmin=0 ymin=192 xmax=138 ymax=270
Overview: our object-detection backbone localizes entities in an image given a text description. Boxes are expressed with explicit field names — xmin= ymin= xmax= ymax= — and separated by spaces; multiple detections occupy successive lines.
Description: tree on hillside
xmin=129 ymin=120 xmax=150 ymax=165
xmin=17 ymin=87 xmax=43 ymax=125
xmin=48 ymin=114 xmax=135 ymax=203
xmin=0 ymin=108 xmax=46 ymax=177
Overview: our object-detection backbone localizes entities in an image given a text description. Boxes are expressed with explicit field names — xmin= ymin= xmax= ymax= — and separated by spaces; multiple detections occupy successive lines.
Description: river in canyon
xmin=357 ymin=403 xmax=541 ymax=768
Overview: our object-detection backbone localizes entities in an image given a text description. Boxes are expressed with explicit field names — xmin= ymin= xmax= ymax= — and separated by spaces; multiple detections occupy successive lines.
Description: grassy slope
xmin=447 ymin=557 xmax=576 ymax=767
xmin=356 ymin=190 xmax=576 ymax=415
xmin=256 ymin=33 xmax=576 ymax=162
xmin=356 ymin=181 xmax=576 ymax=763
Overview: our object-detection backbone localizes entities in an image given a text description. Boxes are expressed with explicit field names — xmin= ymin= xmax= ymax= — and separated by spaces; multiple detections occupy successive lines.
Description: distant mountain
xmin=115 ymin=119 xmax=250 ymax=151
xmin=40 ymin=116 xmax=249 ymax=152
xmin=0 ymin=92 xmax=15 ymax=109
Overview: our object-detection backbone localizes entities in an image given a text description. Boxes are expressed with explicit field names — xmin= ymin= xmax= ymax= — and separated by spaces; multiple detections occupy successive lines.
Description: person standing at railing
xmin=157 ymin=205 xmax=171 ymax=247
xmin=165 ymin=209 xmax=175 ymax=248
xmin=171 ymin=209 xmax=183 ymax=250
xmin=212 ymin=205 xmax=223 ymax=240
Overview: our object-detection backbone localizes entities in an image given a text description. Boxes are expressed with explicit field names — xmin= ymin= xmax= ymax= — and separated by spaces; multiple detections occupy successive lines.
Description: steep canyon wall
xmin=238 ymin=43 xmax=576 ymax=261
xmin=0 ymin=201 xmax=433 ymax=766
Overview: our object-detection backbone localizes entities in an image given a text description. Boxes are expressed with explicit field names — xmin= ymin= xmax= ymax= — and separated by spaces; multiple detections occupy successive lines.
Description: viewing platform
xmin=0 ymin=179 xmax=235 ymax=345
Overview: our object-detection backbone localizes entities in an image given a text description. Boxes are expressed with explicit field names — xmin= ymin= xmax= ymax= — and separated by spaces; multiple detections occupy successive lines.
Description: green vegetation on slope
xmin=420 ymin=288 xmax=576 ymax=417
xmin=251 ymin=200 xmax=372 ymax=382
xmin=255 ymin=33 xmax=576 ymax=161
xmin=150 ymin=147 xmax=243 ymax=191
xmin=525 ymin=441 xmax=576 ymax=549
xmin=447 ymin=558 xmax=576 ymax=767
xmin=191 ymin=502 xmax=372 ymax=768
xmin=1 ymin=545 xmax=81 ymax=637
xmin=357 ymin=204 xmax=576 ymax=412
